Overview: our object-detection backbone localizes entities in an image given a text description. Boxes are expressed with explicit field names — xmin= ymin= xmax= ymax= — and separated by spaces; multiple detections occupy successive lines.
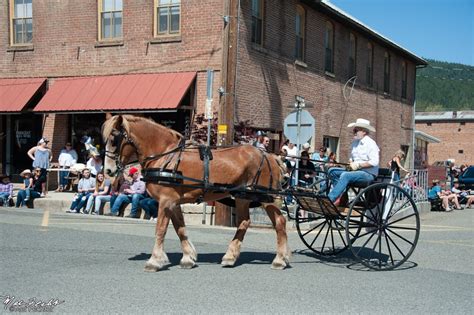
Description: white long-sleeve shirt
xmin=350 ymin=135 xmax=380 ymax=176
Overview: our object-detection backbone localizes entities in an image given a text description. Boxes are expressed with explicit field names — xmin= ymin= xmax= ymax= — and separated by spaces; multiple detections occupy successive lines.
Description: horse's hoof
xmin=144 ymin=261 xmax=160 ymax=272
xmin=221 ymin=256 xmax=236 ymax=267
xmin=271 ymin=256 xmax=289 ymax=270
xmin=179 ymin=256 xmax=196 ymax=269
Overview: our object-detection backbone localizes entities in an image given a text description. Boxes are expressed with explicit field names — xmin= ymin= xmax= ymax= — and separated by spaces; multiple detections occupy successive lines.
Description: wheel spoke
xmin=355 ymin=229 xmax=376 ymax=256
xmin=309 ymin=221 xmax=327 ymax=248
xmin=387 ymin=225 xmax=418 ymax=231
xmin=384 ymin=232 xmax=395 ymax=266
xmin=386 ymin=227 xmax=415 ymax=246
xmin=386 ymin=232 xmax=407 ymax=259
xmin=387 ymin=212 xmax=416 ymax=226
xmin=301 ymin=219 xmax=326 ymax=237
xmin=387 ymin=199 xmax=411 ymax=221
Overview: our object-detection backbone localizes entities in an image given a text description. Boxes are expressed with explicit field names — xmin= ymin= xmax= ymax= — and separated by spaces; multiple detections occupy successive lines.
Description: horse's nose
xmin=105 ymin=169 xmax=111 ymax=175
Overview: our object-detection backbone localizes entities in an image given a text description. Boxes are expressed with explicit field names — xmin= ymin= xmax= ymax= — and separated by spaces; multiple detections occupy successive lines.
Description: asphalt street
xmin=0 ymin=207 xmax=473 ymax=314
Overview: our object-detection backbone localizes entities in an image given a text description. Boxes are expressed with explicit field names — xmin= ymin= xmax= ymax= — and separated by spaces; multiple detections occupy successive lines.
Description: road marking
xmin=422 ymin=239 xmax=474 ymax=248
xmin=41 ymin=210 xmax=50 ymax=227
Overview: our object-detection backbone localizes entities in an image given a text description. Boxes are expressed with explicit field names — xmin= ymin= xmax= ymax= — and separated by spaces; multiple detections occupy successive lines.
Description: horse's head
xmin=102 ymin=115 xmax=138 ymax=177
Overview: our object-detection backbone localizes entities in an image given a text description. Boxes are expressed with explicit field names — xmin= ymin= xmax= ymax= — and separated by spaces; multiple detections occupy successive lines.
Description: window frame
xmin=295 ymin=5 xmax=306 ymax=61
xmin=154 ymin=0 xmax=181 ymax=37
xmin=251 ymin=0 xmax=264 ymax=46
xmin=97 ymin=0 xmax=123 ymax=42
xmin=349 ymin=32 xmax=357 ymax=77
xmin=383 ymin=51 xmax=391 ymax=94
xmin=366 ymin=42 xmax=374 ymax=86
xmin=324 ymin=21 xmax=335 ymax=73
xmin=401 ymin=60 xmax=408 ymax=99
xmin=9 ymin=0 xmax=33 ymax=46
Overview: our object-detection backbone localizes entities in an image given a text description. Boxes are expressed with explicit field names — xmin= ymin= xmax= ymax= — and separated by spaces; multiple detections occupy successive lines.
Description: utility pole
xmin=215 ymin=0 xmax=239 ymax=226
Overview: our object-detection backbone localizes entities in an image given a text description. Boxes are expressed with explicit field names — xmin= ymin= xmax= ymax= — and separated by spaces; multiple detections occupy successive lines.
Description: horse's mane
xmin=102 ymin=115 xmax=183 ymax=142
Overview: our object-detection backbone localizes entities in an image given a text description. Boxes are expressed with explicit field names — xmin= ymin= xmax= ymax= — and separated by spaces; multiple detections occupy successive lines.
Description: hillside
xmin=416 ymin=59 xmax=474 ymax=111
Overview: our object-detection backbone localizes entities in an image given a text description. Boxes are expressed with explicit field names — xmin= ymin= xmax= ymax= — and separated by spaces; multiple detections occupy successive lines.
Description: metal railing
xmin=399 ymin=169 xmax=428 ymax=203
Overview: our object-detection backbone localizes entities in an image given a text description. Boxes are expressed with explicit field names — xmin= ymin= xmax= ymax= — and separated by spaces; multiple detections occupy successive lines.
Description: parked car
xmin=458 ymin=166 xmax=474 ymax=190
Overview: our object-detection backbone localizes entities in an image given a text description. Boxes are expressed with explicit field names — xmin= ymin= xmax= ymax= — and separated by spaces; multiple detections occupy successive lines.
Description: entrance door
xmin=9 ymin=114 xmax=43 ymax=179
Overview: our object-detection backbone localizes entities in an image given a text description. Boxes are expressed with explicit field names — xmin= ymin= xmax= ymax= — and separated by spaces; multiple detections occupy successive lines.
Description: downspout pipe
xmin=412 ymin=63 xmax=428 ymax=169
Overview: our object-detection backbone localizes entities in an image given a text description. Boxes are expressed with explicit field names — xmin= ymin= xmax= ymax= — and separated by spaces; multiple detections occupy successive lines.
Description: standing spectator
xmin=67 ymin=168 xmax=96 ymax=213
xmin=86 ymin=153 xmax=103 ymax=178
xmin=256 ymin=136 xmax=270 ymax=152
xmin=0 ymin=174 xmax=14 ymax=207
xmin=281 ymin=141 xmax=298 ymax=168
xmin=253 ymin=131 xmax=266 ymax=148
xmin=297 ymin=151 xmax=316 ymax=187
xmin=388 ymin=150 xmax=409 ymax=183
xmin=447 ymin=161 xmax=457 ymax=189
xmin=109 ymin=167 xmax=145 ymax=218
xmin=85 ymin=172 xmax=111 ymax=215
xmin=27 ymin=138 xmax=52 ymax=197
xmin=57 ymin=142 xmax=78 ymax=192
xmin=15 ymin=168 xmax=45 ymax=207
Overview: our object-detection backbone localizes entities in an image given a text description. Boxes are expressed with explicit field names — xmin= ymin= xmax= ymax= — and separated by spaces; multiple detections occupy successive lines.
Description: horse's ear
xmin=105 ymin=112 xmax=113 ymax=120
xmin=115 ymin=115 xmax=123 ymax=129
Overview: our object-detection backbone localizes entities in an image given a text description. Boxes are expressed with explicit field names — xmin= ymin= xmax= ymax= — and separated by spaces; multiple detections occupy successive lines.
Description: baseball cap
xmin=129 ymin=167 xmax=139 ymax=176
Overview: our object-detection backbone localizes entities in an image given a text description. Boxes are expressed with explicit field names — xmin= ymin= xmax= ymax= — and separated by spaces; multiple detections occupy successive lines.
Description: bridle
xmin=105 ymin=128 xmax=139 ymax=176
xmin=105 ymin=127 xmax=187 ymax=176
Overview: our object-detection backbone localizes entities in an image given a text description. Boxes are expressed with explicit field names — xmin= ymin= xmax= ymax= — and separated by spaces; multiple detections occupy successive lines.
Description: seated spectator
xmin=108 ymin=167 xmax=145 ymax=218
xmin=85 ymin=172 xmax=111 ymax=215
xmin=466 ymin=193 xmax=474 ymax=209
xmin=16 ymin=168 xmax=45 ymax=207
xmin=139 ymin=194 xmax=159 ymax=221
xmin=0 ymin=174 xmax=14 ymax=207
xmin=298 ymin=151 xmax=316 ymax=187
xmin=57 ymin=142 xmax=78 ymax=192
xmin=67 ymin=168 xmax=96 ymax=213
xmin=428 ymin=180 xmax=460 ymax=212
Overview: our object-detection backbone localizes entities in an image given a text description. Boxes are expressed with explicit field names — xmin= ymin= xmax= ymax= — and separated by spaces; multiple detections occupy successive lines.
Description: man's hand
xmin=349 ymin=162 xmax=361 ymax=171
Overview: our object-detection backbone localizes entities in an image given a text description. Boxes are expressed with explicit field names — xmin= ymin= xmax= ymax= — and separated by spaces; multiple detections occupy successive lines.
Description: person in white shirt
xmin=328 ymin=118 xmax=380 ymax=206
xmin=86 ymin=153 xmax=103 ymax=177
xmin=57 ymin=142 xmax=78 ymax=191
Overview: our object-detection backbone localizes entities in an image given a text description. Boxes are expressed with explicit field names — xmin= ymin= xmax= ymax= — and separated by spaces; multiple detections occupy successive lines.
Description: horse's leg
xmin=222 ymin=199 xmax=251 ymax=267
xmin=144 ymin=202 xmax=171 ymax=272
xmin=169 ymin=204 xmax=197 ymax=269
xmin=263 ymin=203 xmax=290 ymax=270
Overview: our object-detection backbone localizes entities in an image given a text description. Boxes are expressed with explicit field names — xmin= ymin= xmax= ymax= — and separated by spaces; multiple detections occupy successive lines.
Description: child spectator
xmin=15 ymin=168 xmax=45 ymax=207
xmin=0 ymin=174 xmax=14 ymax=207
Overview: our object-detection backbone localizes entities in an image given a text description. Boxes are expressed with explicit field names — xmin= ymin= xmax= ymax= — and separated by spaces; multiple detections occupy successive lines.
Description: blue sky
xmin=329 ymin=0 xmax=474 ymax=66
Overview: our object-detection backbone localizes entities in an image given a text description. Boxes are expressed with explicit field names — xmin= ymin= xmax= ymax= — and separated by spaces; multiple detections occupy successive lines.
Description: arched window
xmin=251 ymin=0 xmax=264 ymax=45
xmin=349 ymin=33 xmax=357 ymax=77
xmin=295 ymin=5 xmax=305 ymax=61
xmin=325 ymin=21 xmax=334 ymax=73
xmin=366 ymin=42 xmax=374 ymax=86
xmin=401 ymin=61 xmax=408 ymax=99
xmin=384 ymin=51 xmax=391 ymax=93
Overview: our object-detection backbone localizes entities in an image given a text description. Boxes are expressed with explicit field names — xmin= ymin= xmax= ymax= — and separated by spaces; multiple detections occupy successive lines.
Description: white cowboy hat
xmin=347 ymin=118 xmax=376 ymax=133
xmin=70 ymin=163 xmax=86 ymax=173
xmin=20 ymin=169 xmax=32 ymax=176
xmin=302 ymin=143 xmax=311 ymax=150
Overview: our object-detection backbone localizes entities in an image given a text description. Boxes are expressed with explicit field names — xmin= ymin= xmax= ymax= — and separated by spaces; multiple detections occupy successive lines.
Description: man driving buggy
xmin=328 ymin=118 xmax=380 ymax=206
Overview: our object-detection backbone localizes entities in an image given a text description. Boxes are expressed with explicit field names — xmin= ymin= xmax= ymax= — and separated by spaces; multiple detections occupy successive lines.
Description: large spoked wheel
xmin=346 ymin=183 xmax=420 ymax=270
xmin=295 ymin=207 xmax=362 ymax=256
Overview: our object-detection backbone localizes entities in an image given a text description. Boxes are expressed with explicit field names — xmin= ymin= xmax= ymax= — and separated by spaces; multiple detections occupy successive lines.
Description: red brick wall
xmin=416 ymin=121 xmax=474 ymax=166
xmin=234 ymin=0 xmax=415 ymax=164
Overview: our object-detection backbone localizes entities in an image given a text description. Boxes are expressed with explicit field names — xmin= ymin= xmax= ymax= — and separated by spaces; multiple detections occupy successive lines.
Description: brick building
xmin=415 ymin=111 xmax=474 ymax=166
xmin=1 ymin=0 xmax=426 ymax=177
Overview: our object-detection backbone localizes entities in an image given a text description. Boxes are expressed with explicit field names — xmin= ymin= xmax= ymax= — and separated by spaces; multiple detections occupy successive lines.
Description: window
xmin=323 ymin=136 xmax=339 ymax=158
xmin=295 ymin=5 xmax=305 ymax=61
xmin=324 ymin=21 xmax=334 ymax=73
xmin=366 ymin=42 xmax=373 ymax=86
xmin=401 ymin=61 xmax=407 ymax=99
xmin=349 ymin=33 xmax=357 ymax=77
xmin=9 ymin=0 xmax=33 ymax=45
xmin=384 ymin=51 xmax=391 ymax=93
xmin=155 ymin=0 xmax=181 ymax=36
xmin=458 ymin=150 xmax=464 ymax=154
xmin=251 ymin=0 xmax=264 ymax=45
xmin=98 ymin=0 xmax=123 ymax=41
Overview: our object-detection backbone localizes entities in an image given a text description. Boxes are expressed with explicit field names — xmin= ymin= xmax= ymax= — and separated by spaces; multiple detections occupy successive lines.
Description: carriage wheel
xmin=346 ymin=183 xmax=420 ymax=270
xmin=295 ymin=206 xmax=362 ymax=256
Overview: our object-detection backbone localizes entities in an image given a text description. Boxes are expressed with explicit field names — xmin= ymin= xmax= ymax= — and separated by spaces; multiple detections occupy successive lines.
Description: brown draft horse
xmin=102 ymin=115 xmax=290 ymax=271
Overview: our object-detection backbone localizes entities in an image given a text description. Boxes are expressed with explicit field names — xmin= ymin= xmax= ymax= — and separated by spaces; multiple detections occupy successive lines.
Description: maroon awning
xmin=34 ymin=72 xmax=196 ymax=112
xmin=0 ymin=78 xmax=46 ymax=113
